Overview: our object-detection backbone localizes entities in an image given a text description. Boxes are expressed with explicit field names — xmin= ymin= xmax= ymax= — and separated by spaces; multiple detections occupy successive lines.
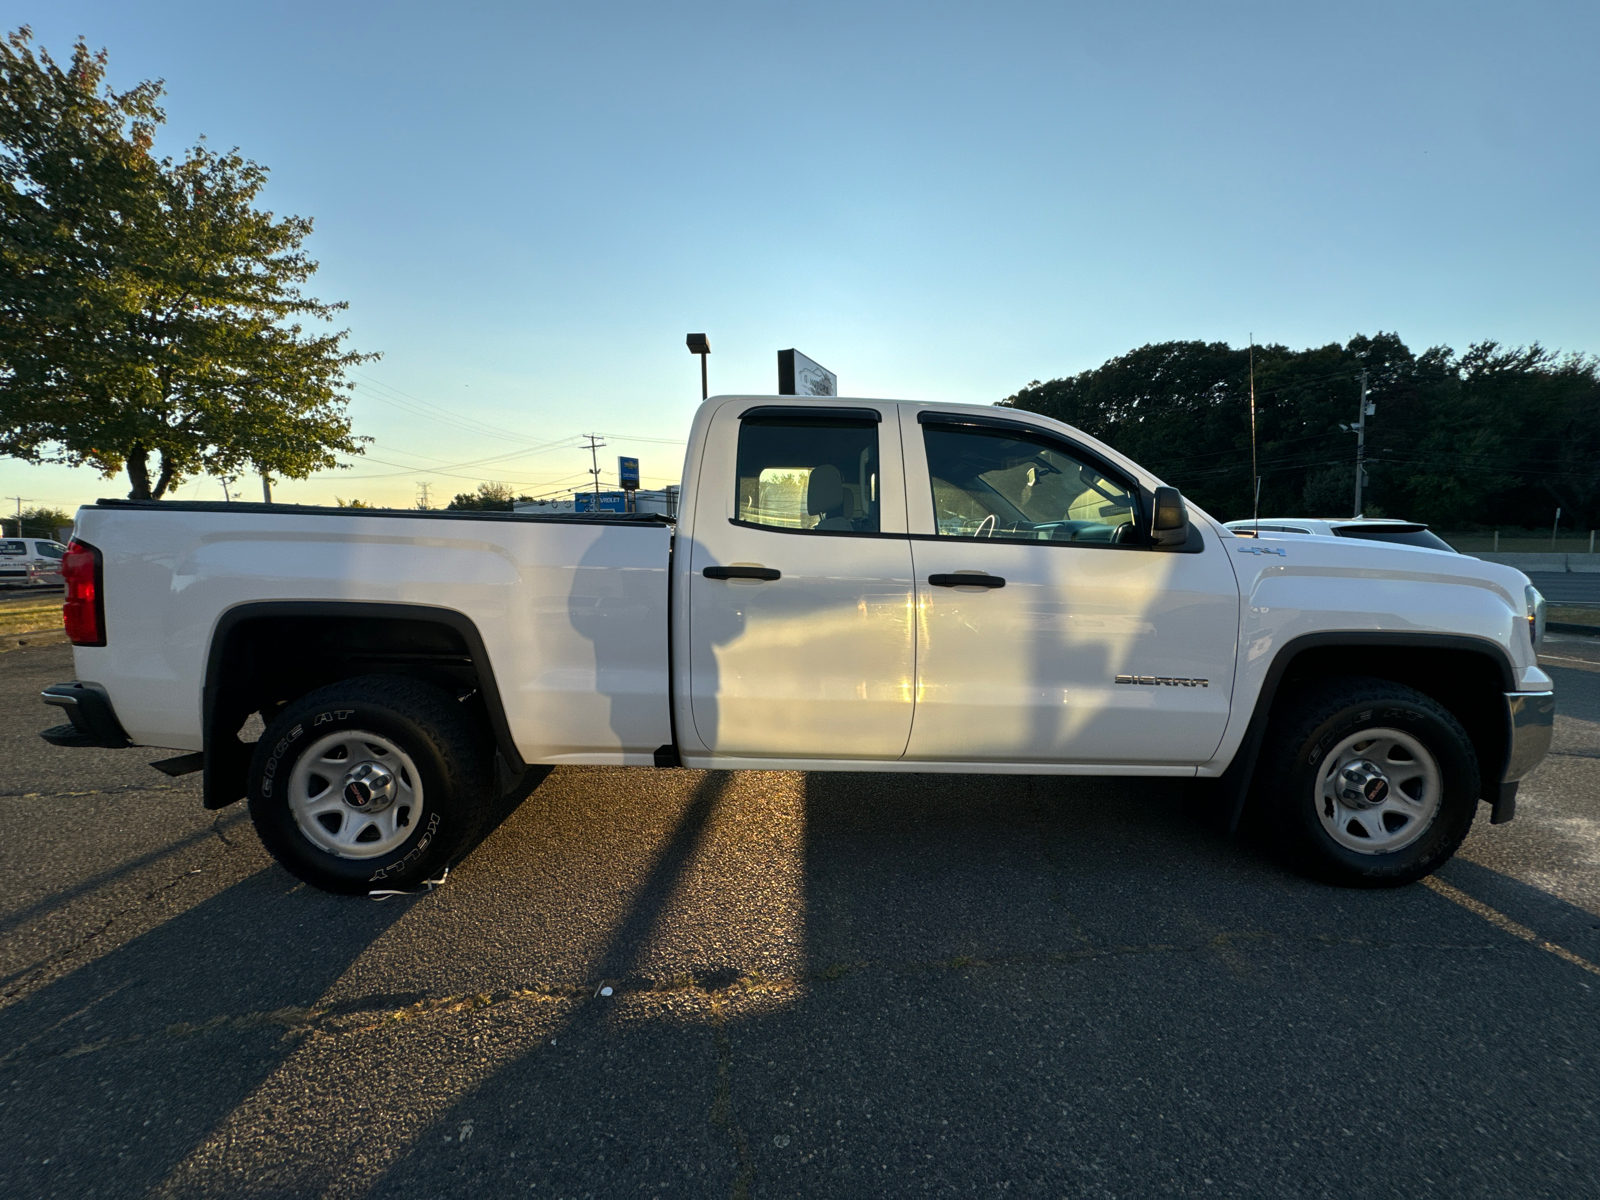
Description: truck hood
xmin=1217 ymin=525 xmax=1548 ymax=690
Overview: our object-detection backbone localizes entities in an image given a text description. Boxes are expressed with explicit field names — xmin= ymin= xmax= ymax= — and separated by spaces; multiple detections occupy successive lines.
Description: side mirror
xmin=1149 ymin=486 xmax=1190 ymax=548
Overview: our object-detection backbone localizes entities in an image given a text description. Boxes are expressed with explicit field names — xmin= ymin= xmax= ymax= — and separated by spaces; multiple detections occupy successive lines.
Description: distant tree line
xmin=1001 ymin=333 xmax=1600 ymax=531
xmin=4 ymin=503 xmax=69 ymax=538
xmin=446 ymin=482 xmax=531 ymax=511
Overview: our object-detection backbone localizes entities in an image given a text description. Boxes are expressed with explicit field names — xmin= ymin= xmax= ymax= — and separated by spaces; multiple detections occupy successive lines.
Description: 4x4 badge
xmin=1236 ymin=545 xmax=1287 ymax=556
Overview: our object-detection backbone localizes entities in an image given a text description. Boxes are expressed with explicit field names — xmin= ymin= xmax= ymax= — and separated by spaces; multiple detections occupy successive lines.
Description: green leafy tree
xmin=4 ymin=503 xmax=70 ymax=537
xmin=0 ymin=27 xmax=374 ymax=499
xmin=447 ymin=481 xmax=532 ymax=511
xmin=1003 ymin=334 xmax=1600 ymax=530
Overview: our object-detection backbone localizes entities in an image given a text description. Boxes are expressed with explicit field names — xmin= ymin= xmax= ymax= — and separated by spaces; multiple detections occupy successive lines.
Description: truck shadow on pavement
xmin=6 ymin=751 xmax=1598 ymax=1197
xmin=357 ymin=768 xmax=1600 ymax=1199
xmin=0 ymin=865 xmax=416 ymax=1199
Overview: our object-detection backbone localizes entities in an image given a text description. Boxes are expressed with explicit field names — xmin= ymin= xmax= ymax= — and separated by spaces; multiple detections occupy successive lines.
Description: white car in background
xmin=0 ymin=537 xmax=69 ymax=585
xmin=1225 ymin=517 xmax=1457 ymax=553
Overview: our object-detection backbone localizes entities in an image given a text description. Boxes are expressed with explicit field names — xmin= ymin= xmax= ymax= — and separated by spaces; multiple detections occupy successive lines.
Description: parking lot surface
xmin=3 ymin=637 xmax=1598 ymax=1198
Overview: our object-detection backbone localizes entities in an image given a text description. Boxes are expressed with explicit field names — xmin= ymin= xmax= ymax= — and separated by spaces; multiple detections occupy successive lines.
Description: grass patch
xmin=0 ymin=601 xmax=63 ymax=636
xmin=1550 ymin=605 xmax=1600 ymax=629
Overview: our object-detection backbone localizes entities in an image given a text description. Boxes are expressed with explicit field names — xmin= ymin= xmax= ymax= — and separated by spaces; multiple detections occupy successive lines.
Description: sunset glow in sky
xmin=6 ymin=1 xmax=1596 ymax=511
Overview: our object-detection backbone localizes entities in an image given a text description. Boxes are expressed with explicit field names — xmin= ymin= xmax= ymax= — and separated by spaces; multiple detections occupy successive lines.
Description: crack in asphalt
xmin=709 ymin=1003 xmax=756 ymax=1200
xmin=0 ymin=932 xmax=1520 ymax=1068
xmin=0 ymin=829 xmax=240 ymax=1005
xmin=0 ymin=784 xmax=196 ymax=798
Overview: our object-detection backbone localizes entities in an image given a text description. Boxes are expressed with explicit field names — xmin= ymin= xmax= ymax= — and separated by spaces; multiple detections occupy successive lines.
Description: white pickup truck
xmin=41 ymin=396 xmax=1555 ymax=893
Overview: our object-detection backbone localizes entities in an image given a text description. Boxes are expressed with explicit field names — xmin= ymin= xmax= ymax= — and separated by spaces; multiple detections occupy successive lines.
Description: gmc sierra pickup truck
xmin=41 ymin=395 xmax=1554 ymax=893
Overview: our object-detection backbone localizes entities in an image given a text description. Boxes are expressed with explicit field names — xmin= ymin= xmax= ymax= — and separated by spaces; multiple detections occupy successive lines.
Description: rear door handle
xmin=929 ymin=573 xmax=1006 ymax=589
xmin=703 ymin=565 xmax=781 ymax=581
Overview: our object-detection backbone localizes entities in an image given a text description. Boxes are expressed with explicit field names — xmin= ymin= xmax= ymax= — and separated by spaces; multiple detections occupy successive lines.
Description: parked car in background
xmin=0 ymin=537 xmax=68 ymax=585
xmin=1225 ymin=517 xmax=1457 ymax=552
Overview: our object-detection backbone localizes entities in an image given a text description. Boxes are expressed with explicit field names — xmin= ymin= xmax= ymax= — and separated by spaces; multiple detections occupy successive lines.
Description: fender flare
xmin=202 ymin=600 xmax=526 ymax=809
xmin=1212 ymin=631 xmax=1517 ymax=833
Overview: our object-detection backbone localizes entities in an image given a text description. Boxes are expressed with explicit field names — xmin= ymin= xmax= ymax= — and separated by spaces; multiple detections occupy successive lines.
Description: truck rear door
xmin=684 ymin=401 xmax=915 ymax=761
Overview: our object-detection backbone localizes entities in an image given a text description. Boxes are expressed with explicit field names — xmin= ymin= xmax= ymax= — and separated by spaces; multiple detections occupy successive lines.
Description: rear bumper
xmin=40 ymin=680 xmax=132 ymax=749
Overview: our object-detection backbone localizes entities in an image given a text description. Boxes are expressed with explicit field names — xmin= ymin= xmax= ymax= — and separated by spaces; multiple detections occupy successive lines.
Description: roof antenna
xmin=1249 ymin=334 xmax=1259 ymax=533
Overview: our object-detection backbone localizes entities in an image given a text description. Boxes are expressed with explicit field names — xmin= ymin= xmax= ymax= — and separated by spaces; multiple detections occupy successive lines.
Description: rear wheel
xmin=247 ymin=675 xmax=488 ymax=894
xmin=1256 ymin=678 xmax=1479 ymax=887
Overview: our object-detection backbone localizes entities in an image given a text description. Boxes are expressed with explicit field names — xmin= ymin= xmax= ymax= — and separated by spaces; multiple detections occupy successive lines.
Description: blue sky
xmin=6 ymin=1 xmax=1597 ymax=511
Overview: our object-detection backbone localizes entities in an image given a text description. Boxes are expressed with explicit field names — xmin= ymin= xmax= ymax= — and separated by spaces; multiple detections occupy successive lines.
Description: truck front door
xmin=685 ymin=402 xmax=915 ymax=761
xmin=900 ymin=409 xmax=1239 ymax=766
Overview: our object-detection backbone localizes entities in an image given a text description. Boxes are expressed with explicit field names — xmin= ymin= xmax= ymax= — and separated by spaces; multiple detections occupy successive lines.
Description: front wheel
xmin=1256 ymin=678 xmax=1480 ymax=887
xmin=247 ymin=675 xmax=488 ymax=894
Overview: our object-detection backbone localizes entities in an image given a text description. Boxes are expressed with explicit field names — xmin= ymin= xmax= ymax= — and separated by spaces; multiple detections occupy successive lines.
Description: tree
xmin=1002 ymin=334 xmax=1600 ymax=530
xmin=5 ymin=503 xmax=69 ymax=537
xmin=0 ymin=27 xmax=374 ymax=499
xmin=447 ymin=481 xmax=532 ymax=511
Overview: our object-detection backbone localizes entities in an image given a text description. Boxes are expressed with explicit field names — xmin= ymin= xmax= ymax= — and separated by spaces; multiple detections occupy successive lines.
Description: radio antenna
xmin=1249 ymin=334 xmax=1259 ymax=531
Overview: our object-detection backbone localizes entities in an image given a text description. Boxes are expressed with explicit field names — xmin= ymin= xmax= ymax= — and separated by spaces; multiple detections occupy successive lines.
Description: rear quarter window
xmin=0 ymin=540 xmax=26 ymax=556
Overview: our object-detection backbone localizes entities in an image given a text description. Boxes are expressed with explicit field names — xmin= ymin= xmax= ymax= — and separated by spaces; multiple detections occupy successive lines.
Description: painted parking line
xmin=1423 ymin=876 xmax=1600 ymax=978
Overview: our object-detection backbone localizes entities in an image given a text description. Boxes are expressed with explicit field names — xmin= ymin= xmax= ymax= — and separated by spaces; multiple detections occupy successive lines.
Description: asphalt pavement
xmin=2 ymin=638 xmax=1598 ymax=1199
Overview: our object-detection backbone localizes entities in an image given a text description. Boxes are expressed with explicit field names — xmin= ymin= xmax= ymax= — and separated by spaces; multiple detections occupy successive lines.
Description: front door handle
xmin=703 ymin=565 xmax=781 ymax=581
xmin=929 ymin=573 xmax=1006 ymax=589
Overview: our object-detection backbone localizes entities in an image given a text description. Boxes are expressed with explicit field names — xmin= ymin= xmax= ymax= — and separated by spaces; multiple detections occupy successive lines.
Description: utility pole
xmin=416 ymin=482 xmax=432 ymax=510
xmin=8 ymin=496 xmax=32 ymax=537
xmin=1352 ymin=369 xmax=1372 ymax=517
xmin=582 ymin=434 xmax=607 ymax=508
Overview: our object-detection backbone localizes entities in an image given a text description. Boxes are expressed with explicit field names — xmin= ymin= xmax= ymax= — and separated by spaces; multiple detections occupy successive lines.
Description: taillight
xmin=62 ymin=539 xmax=105 ymax=646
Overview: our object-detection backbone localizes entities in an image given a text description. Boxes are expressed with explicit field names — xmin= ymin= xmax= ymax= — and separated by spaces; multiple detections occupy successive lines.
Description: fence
xmin=1439 ymin=531 xmax=1598 ymax=555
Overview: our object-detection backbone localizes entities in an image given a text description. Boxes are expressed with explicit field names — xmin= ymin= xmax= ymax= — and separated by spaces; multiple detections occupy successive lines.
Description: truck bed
xmin=71 ymin=499 xmax=675 ymax=764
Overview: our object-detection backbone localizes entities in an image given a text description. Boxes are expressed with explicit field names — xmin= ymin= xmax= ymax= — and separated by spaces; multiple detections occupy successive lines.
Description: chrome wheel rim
xmin=288 ymin=729 xmax=424 ymax=859
xmin=1316 ymin=727 xmax=1441 ymax=854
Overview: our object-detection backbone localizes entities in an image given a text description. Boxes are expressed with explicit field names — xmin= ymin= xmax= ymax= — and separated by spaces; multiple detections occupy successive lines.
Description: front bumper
xmin=1490 ymin=690 xmax=1555 ymax=824
xmin=1503 ymin=691 xmax=1556 ymax=782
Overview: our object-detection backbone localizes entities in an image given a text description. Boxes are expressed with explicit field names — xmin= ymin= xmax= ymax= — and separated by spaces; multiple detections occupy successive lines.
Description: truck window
xmin=923 ymin=426 xmax=1139 ymax=544
xmin=0 ymin=540 xmax=25 ymax=556
xmin=36 ymin=542 xmax=66 ymax=559
xmin=736 ymin=416 xmax=880 ymax=533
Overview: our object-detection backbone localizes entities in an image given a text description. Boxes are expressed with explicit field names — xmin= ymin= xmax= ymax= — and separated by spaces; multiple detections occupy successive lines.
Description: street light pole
xmin=686 ymin=333 xmax=710 ymax=400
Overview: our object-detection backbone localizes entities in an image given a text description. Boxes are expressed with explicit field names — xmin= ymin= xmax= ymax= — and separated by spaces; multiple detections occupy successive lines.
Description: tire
xmin=246 ymin=675 xmax=488 ymax=895
xmin=1256 ymin=677 xmax=1479 ymax=887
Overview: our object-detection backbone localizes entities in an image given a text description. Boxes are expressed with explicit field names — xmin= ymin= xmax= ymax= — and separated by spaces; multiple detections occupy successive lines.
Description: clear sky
xmin=5 ymin=0 xmax=1597 ymax=513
